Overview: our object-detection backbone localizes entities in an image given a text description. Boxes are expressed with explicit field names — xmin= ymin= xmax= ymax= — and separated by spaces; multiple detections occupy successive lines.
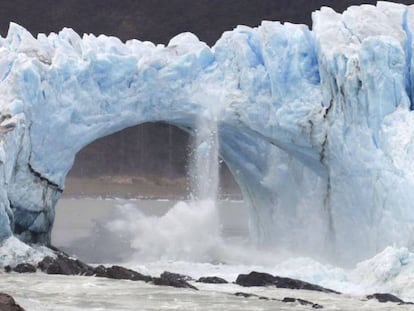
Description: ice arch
xmin=0 ymin=21 xmax=327 ymax=254
xmin=2 ymin=2 xmax=414 ymax=264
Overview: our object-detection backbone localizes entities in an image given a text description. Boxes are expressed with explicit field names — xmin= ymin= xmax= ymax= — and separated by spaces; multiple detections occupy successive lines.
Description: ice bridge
xmin=0 ymin=1 xmax=414 ymax=264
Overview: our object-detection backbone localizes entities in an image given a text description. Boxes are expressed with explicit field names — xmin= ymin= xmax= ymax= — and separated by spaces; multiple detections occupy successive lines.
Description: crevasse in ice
xmin=0 ymin=1 xmax=413 ymax=264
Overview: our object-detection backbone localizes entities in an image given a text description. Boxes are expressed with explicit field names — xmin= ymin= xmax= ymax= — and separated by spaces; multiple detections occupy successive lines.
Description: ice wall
xmin=314 ymin=2 xmax=414 ymax=262
xmin=0 ymin=1 xmax=413 ymax=264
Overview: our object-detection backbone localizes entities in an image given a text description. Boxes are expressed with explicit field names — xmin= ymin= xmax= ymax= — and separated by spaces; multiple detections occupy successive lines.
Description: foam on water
xmin=102 ymin=199 xmax=414 ymax=300
xmin=103 ymin=199 xmax=414 ymax=301
xmin=4 ymin=272 xmax=413 ymax=311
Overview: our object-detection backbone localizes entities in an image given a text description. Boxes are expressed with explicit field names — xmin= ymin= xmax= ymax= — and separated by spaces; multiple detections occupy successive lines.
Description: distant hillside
xmin=2 ymin=1 xmax=412 ymax=45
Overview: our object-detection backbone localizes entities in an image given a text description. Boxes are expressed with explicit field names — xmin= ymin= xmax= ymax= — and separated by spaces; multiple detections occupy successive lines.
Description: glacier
xmin=0 ymin=1 xmax=414 ymax=265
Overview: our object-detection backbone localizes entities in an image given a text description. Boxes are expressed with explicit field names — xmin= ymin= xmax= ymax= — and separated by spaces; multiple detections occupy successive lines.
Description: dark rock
xmin=93 ymin=265 xmax=108 ymax=278
xmin=37 ymin=256 xmax=60 ymax=274
xmin=94 ymin=265 xmax=152 ymax=282
xmin=160 ymin=271 xmax=193 ymax=282
xmin=46 ymin=246 xmax=94 ymax=275
xmin=37 ymin=251 xmax=152 ymax=282
xmin=235 ymin=271 xmax=340 ymax=294
xmin=197 ymin=276 xmax=228 ymax=284
xmin=366 ymin=293 xmax=413 ymax=305
xmin=4 ymin=266 xmax=12 ymax=273
xmin=234 ymin=292 xmax=254 ymax=298
xmin=37 ymin=255 xmax=94 ymax=276
xmin=35 ymin=250 xmax=213 ymax=291
xmin=152 ymin=272 xmax=198 ymax=290
xmin=35 ymin=251 xmax=205 ymax=288
xmin=234 ymin=292 xmax=323 ymax=308
xmin=74 ymin=259 xmax=95 ymax=276
xmin=0 ymin=293 xmax=25 ymax=311
xmin=282 ymin=297 xmax=323 ymax=309
xmin=234 ymin=292 xmax=270 ymax=300
xmin=282 ymin=297 xmax=297 ymax=303
xmin=12 ymin=263 xmax=36 ymax=273
xmin=236 ymin=271 xmax=275 ymax=287
xmin=152 ymin=277 xmax=198 ymax=290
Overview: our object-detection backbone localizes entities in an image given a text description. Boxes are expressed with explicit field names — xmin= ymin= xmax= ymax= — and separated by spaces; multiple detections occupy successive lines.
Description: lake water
xmin=0 ymin=198 xmax=412 ymax=310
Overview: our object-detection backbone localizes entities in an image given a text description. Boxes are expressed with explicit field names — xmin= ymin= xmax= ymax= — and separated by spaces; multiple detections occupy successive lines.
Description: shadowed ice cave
xmin=65 ymin=122 xmax=241 ymax=199
xmin=54 ymin=122 xmax=246 ymax=263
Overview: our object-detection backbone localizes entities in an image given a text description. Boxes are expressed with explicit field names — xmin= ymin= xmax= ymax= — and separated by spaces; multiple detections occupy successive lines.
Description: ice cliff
xmin=0 ymin=1 xmax=413 ymax=264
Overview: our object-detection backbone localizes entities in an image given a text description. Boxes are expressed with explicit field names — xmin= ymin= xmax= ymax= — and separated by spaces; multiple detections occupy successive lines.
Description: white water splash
xmin=107 ymin=94 xmax=226 ymax=262
xmin=106 ymin=200 xmax=290 ymax=265
xmin=192 ymin=115 xmax=220 ymax=202
xmin=108 ymin=201 xmax=223 ymax=262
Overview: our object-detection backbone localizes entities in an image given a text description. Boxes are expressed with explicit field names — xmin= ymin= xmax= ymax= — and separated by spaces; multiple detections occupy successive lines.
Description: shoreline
xmin=62 ymin=176 xmax=243 ymax=201
xmin=3 ymin=249 xmax=413 ymax=311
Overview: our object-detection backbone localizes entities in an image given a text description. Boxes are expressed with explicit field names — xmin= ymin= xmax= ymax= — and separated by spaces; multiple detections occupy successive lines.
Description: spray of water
xmin=105 ymin=96 xmax=293 ymax=264
xmin=106 ymin=92 xmax=226 ymax=262
xmin=107 ymin=199 xmax=292 ymax=265
xmin=105 ymin=86 xmax=290 ymax=265
xmin=187 ymin=112 xmax=221 ymax=254
xmin=192 ymin=115 xmax=219 ymax=202
xmin=108 ymin=201 xmax=223 ymax=262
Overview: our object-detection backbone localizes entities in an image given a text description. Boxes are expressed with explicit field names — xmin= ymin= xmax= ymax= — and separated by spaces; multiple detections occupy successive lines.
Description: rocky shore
xmin=3 ymin=248 xmax=413 ymax=310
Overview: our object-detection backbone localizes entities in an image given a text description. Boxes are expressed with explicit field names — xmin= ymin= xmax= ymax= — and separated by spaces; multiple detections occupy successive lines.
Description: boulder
xmin=37 ymin=255 xmax=94 ymax=276
xmin=0 ymin=293 xmax=25 ymax=311
xmin=152 ymin=272 xmax=198 ymax=290
xmin=235 ymin=271 xmax=340 ymax=294
xmin=36 ymin=250 xmax=151 ymax=283
xmin=197 ymin=276 xmax=228 ymax=284
xmin=12 ymin=263 xmax=36 ymax=273
xmin=160 ymin=271 xmax=193 ymax=281
xmin=94 ymin=265 xmax=152 ymax=282
xmin=366 ymin=293 xmax=413 ymax=305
